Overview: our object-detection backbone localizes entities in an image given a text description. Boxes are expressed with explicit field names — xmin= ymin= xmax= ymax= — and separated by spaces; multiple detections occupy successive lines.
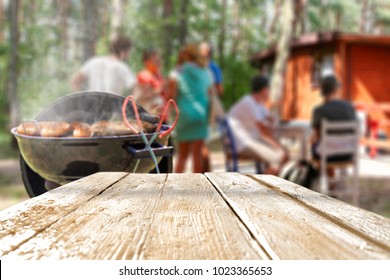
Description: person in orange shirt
xmin=134 ymin=49 xmax=165 ymax=116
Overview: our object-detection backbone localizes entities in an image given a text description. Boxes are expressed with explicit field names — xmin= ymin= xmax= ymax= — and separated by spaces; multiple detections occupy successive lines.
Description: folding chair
xmin=317 ymin=120 xmax=360 ymax=205
xmin=217 ymin=117 xmax=263 ymax=173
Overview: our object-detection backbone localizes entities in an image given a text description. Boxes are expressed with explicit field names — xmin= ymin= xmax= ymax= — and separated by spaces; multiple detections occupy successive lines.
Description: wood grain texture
xmin=205 ymin=172 xmax=390 ymax=259
xmin=249 ymin=174 xmax=390 ymax=258
xmin=1 ymin=173 xmax=167 ymax=259
xmin=0 ymin=172 xmax=127 ymax=257
xmin=2 ymin=173 xmax=389 ymax=260
xmin=139 ymin=173 xmax=268 ymax=260
xmin=1 ymin=173 xmax=268 ymax=260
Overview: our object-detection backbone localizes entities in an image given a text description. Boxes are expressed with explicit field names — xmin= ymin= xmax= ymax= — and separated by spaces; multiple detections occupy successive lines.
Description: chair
xmin=217 ymin=117 xmax=263 ymax=173
xmin=317 ymin=119 xmax=360 ymax=205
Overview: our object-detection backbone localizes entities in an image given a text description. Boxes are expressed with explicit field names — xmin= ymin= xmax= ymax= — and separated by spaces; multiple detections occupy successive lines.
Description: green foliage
xmin=3 ymin=0 xmax=390 ymax=140
xmin=0 ymin=42 xmax=9 ymax=130
xmin=0 ymin=131 xmax=19 ymax=159
xmin=221 ymin=55 xmax=257 ymax=110
xmin=306 ymin=0 xmax=360 ymax=32
xmin=376 ymin=8 xmax=390 ymax=24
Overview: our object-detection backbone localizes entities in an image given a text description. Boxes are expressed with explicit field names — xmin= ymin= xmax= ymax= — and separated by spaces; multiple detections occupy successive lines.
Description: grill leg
xmin=20 ymin=156 xmax=47 ymax=197
xmin=150 ymin=156 xmax=173 ymax=173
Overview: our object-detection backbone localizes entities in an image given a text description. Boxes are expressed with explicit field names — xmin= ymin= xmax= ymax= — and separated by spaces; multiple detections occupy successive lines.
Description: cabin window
xmin=311 ymin=53 xmax=334 ymax=87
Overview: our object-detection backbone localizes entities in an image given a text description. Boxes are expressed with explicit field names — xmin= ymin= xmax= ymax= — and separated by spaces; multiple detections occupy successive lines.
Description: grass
xmin=0 ymin=183 xmax=28 ymax=211
xmin=0 ymin=131 xmax=19 ymax=159
xmin=0 ymin=160 xmax=28 ymax=211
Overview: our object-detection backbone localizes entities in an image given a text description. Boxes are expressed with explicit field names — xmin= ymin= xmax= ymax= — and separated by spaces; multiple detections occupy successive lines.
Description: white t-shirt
xmin=227 ymin=94 xmax=270 ymax=152
xmin=80 ymin=56 xmax=136 ymax=95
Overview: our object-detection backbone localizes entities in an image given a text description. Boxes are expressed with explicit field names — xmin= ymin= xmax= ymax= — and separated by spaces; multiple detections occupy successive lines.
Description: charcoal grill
xmin=11 ymin=91 xmax=174 ymax=197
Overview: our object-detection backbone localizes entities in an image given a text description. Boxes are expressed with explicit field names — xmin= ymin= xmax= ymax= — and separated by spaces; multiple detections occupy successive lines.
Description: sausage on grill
xmin=71 ymin=122 xmax=91 ymax=138
xmin=39 ymin=121 xmax=72 ymax=137
xmin=91 ymin=120 xmax=157 ymax=136
xmin=16 ymin=121 xmax=41 ymax=136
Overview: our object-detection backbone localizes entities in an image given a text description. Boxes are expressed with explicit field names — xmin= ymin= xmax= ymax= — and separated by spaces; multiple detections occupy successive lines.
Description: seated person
xmin=311 ymin=74 xmax=357 ymax=162
xmin=227 ymin=75 xmax=288 ymax=175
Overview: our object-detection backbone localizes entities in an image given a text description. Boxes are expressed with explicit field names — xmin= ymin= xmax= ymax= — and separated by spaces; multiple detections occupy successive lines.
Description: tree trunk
xmin=162 ymin=0 xmax=174 ymax=70
xmin=82 ymin=0 xmax=99 ymax=62
xmin=7 ymin=0 xmax=21 ymax=131
xmin=360 ymin=0 xmax=367 ymax=32
xmin=319 ymin=0 xmax=326 ymax=31
xmin=18 ymin=0 xmax=24 ymax=27
xmin=99 ymin=0 xmax=110 ymax=48
xmin=178 ymin=0 xmax=189 ymax=45
xmin=299 ymin=0 xmax=307 ymax=35
xmin=28 ymin=0 xmax=36 ymax=25
xmin=231 ymin=0 xmax=241 ymax=57
xmin=293 ymin=0 xmax=307 ymax=37
xmin=268 ymin=0 xmax=281 ymax=44
xmin=0 ymin=0 xmax=5 ymax=42
xmin=58 ymin=0 xmax=70 ymax=60
xmin=110 ymin=0 xmax=126 ymax=39
xmin=218 ymin=0 xmax=227 ymax=67
xmin=269 ymin=0 xmax=295 ymax=122
xmin=335 ymin=10 xmax=342 ymax=31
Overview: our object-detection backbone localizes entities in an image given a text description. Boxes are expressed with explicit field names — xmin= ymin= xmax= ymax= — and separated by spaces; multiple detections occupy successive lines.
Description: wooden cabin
xmin=250 ymin=32 xmax=390 ymax=137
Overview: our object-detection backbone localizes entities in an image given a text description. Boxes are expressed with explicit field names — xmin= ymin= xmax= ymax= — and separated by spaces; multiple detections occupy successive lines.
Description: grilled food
xmin=91 ymin=120 xmax=156 ymax=136
xmin=71 ymin=122 xmax=91 ymax=138
xmin=17 ymin=121 xmax=72 ymax=137
xmin=16 ymin=121 xmax=41 ymax=136
xmin=16 ymin=120 xmax=157 ymax=137
xmin=39 ymin=121 xmax=72 ymax=137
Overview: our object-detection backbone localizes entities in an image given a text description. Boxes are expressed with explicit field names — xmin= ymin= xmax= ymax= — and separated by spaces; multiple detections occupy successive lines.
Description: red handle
xmin=122 ymin=96 xmax=179 ymax=137
xmin=156 ymin=99 xmax=180 ymax=138
xmin=121 ymin=95 xmax=141 ymax=134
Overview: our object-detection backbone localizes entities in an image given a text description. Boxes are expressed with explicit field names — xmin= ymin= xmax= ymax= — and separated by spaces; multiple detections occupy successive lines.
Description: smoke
xmin=35 ymin=91 xmax=159 ymax=125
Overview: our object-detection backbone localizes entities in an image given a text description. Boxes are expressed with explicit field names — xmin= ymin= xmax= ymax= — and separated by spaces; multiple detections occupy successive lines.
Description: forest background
xmin=2 ymin=0 xmax=390 ymax=154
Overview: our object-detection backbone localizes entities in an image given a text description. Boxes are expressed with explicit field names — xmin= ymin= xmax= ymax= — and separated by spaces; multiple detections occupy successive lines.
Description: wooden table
xmin=275 ymin=120 xmax=311 ymax=159
xmin=0 ymin=173 xmax=389 ymax=260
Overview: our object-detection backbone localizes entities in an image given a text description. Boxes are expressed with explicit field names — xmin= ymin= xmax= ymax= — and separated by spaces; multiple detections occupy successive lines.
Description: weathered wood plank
xmin=205 ymin=172 xmax=390 ymax=259
xmin=0 ymin=172 xmax=127 ymax=257
xmin=251 ymin=174 xmax=390 ymax=251
xmin=2 ymin=173 xmax=268 ymax=260
xmin=140 ymin=173 xmax=269 ymax=260
xmin=1 ymin=173 xmax=167 ymax=259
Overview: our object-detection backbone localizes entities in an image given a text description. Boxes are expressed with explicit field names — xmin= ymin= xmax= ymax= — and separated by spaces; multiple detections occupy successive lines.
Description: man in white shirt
xmin=228 ymin=75 xmax=288 ymax=174
xmin=71 ymin=36 xmax=136 ymax=95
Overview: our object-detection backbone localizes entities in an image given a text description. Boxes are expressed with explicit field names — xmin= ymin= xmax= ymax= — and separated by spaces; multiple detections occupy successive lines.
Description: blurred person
xmin=71 ymin=36 xmax=136 ymax=95
xmin=310 ymin=75 xmax=357 ymax=191
xmin=167 ymin=49 xmax=188 ymax=85
xmin=311 ymin=75 xmax=357 ymax=160
xmin=199 ymin=42 xmax=225 ymax=124
xmin=228 ymin=75 xmax=288 ymax=175
xmin=167 ymin=44 xmax=213 ymax=173
xmin=165 ymin=48 xmax=190 ymax=101
xmin=199 ymin=42 xmax=223 ymax=97
xmin=134 ymin=49 xmax=165 ymax=115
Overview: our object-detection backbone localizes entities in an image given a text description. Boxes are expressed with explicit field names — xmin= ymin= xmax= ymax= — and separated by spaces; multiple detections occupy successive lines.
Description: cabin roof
xmin=250 ymin=31 xmax=390 ymax=68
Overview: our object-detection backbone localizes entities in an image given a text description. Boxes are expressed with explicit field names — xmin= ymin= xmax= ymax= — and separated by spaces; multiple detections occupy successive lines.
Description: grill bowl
xmin=11 ymin=128 xmax=170 ymax=185
xmin=11 ymin=91 xmax=174 ymax=196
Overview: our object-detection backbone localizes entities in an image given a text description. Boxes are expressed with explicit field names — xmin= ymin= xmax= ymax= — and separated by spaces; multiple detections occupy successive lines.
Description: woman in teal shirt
xmin=168 ymin=44 xmax=212 ymax=173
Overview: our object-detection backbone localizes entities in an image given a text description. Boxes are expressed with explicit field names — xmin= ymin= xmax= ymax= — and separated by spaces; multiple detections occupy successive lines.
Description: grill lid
xmin=36 ymin=91 xmax=159 ymax=125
